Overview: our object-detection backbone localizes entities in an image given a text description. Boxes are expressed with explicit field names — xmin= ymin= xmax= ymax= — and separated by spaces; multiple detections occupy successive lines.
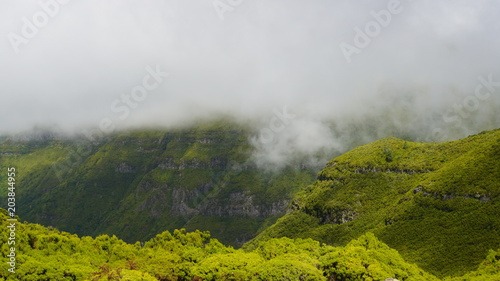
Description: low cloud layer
xmin=2 ymin=0 xmax=500 ymax=168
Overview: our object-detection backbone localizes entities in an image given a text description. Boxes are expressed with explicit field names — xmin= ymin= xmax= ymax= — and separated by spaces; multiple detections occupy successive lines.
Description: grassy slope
xmin=247 ymin=129 xmax=500 ymax=277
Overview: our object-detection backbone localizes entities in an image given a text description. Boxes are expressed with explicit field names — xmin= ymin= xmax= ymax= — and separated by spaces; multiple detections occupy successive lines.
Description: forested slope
xmin=248 ymin=129 xmax=500 ymax=277
xmin=0 ymin=122 xmax=316 ymax=247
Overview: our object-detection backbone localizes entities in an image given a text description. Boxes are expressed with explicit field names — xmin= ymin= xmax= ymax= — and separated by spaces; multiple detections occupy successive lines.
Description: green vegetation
xmin=1 ymin=124 xmax=499 ymax=279
xmin=0 ymin=209 xmax=450 ymax=280
xmin=0 ymin=122 xmax=316 ymax=247
xmin=248 ymin=129 xmax=500 ymax=277
xmin=443 ymin=249 xmax=500 ymax=281
xmin=2 ymin=209 xmax=497 ymax=280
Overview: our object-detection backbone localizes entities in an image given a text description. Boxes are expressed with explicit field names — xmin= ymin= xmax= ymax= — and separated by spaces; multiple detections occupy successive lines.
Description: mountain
xmin=0 ymin=121 xmax=317 ymax=247
xmin=246 ymin=128 xmax=500 ymax=277
xmin=2 ymin=123 xmax=499 ymax=278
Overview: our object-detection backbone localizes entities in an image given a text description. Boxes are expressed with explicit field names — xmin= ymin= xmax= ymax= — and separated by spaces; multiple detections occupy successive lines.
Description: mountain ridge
xmin=246 ymin=128 xmax=500 ymax=277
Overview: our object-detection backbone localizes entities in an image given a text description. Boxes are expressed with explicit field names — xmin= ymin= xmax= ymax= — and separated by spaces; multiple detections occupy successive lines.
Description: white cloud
xmin=1 ymin=0 xmax=500 ymax=167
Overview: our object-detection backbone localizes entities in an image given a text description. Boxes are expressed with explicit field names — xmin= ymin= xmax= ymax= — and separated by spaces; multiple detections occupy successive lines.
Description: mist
xmin=1 ymin=0 xmax=500 ymax=168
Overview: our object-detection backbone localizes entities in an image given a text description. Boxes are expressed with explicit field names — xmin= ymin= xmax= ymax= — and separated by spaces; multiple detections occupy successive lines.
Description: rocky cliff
xmin=0 ymin=122 xmax=316 ymax=246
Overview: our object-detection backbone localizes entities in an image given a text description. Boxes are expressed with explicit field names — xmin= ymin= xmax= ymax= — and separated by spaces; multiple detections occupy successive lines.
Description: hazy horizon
xmin=2 ymin=0 xmax=500 ymax=167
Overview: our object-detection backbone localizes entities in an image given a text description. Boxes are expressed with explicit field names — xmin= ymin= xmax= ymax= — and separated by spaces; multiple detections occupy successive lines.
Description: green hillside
xmin=2 ymin=124 xmax=500 ymax=279
xmin=247 ymin=129 xmax=500 ymax=277
xmin=0 ymin=209 xmax=447 ymax=280
xmin=0 ymin=122 xmax=316 ymax=247
xmin=2 ymin=209 xmax=499 ymax=280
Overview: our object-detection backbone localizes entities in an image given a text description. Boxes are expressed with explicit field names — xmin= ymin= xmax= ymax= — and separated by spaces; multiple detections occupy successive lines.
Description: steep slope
xmin=0 ymin=121 xmax=316 ymax=246
xmin=247 ymin=129 xmax=500 ymax=277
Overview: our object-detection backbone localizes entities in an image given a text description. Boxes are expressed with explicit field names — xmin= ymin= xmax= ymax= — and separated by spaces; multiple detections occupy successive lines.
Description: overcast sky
xmin=1 ymin=0 xmax=500 ymax=166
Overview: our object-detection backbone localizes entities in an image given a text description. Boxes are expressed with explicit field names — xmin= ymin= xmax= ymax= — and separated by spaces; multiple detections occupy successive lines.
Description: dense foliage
xmin=1 ymin=209 xmax=498 ymax=280
xmin=248 ymin=129 xmax=500 ymax=277
xmin=0 ymin=209 xmax=450 ymax=280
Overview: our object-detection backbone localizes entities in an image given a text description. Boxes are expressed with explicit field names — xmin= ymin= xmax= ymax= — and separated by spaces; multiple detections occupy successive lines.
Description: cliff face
xmin=0 ymin=122 xmax=316 ymax=246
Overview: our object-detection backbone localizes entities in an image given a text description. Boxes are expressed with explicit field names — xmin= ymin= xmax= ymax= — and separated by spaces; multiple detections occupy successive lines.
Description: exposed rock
xmin=137 ymin=181 xmax=153 ymax=194
xmin=318 ymin=166 xmax=431 ymax=182
xmin=304 ymin=206 xmax=359 ymax=225
xmin=464 ymin=193 xmax=491 ymax=202
xmin=442 ymin=193 xmax=455 ymax=200
xmin=203 ymin=191 xmax=289 ymax=218
xmin=115 ymin=162 xmax=136 ymax=173
xmin=135 ymin=188 xmax=168 ymax=218
xmin=136 ymin=182 xmax=218 ymax=219
xmin=136 ymin=146 xmax=159 ymax=152
xmin=325 ymin=162 xmax=338 ymax=167
xmin=158 ymin=157 xmax=229 ymax=170
xmin=170 ymin=186 xmax=202 ymax=217
xmin=479 ymin=195 xmax=491 ymax=202
xmin=209 ymin=156 xmax=228 ymax=169
xmin=321 ymin=208 xmax=358 ymax=224
xmin=351 ymin=166 xmax=430 ymax=175
xmin=195 ymin=138 xmax=215 ymax=143
xmin=416 ymin=191 xmax=492 ymax=203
